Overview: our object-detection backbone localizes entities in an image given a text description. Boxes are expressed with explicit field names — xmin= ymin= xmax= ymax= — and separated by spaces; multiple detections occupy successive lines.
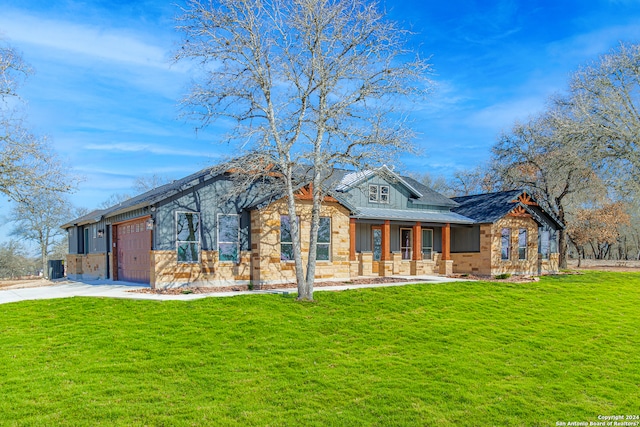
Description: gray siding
xmin=154 ymin=176 xmax=258 ymax=252
xmin=68 ymin=227 xmax=79 ymax=254
xmin=342 ymin=176 xmax=414 ymax=210
xmin=451 ymin=226 xmax=480 ymax=252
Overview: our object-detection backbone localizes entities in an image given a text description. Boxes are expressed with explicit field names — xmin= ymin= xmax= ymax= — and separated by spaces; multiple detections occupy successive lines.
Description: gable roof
xmin=451 ymin=190 xmax=523 ymax=223
xmin=451 ymin=190 xmax=564 ymax=228
xmin=334 ymin=165 xmax=424 ymax=198
xmin=61 ymin=165 xmax=221 ymax=228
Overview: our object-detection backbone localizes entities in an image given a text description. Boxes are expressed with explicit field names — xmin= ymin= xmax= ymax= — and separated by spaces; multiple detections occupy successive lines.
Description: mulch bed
xmin=130 ymin=276 xmax=411 ymax=295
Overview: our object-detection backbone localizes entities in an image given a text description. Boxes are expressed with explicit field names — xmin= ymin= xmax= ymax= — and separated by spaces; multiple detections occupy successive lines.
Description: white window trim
xmin=280 ymin=215 xmax=299 ymax=262
xmin=316 ymin=217 xmax=331 ymax=262
xmin=217 ymin=213 xmax=240 ymax=263
xmin=176 ymin=211 xmax=201 ymax=264
xmin=518 ymin=228 xmax=527 ymax=260
xmin=501 ymin=228 xmax=511 ymax=261
xmin=369 ymin=184 xmax=390 ymax=204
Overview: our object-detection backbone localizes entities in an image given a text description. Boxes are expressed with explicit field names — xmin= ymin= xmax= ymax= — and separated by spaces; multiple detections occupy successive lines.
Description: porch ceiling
xmin=352 ymin=207 xmax=475 ymax=224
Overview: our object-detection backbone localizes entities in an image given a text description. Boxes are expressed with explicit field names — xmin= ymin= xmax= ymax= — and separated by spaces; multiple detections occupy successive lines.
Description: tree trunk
xmin=558 ymin=228 xmax=568 ymax=269
xmin=283 ymin=166 xmax=306 ymax=300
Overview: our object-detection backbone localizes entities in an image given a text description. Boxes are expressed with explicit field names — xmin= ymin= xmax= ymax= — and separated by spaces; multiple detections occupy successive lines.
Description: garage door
xmin=116 ymin=218 xmax=151 ymax=283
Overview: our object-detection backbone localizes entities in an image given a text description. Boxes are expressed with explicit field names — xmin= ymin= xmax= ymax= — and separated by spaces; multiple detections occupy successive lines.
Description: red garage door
xmin=116 ymin=218 xmax=151 ymax=284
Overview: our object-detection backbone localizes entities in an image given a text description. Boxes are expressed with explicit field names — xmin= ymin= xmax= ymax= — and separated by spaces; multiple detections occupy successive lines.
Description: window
xmin=368 ymin=185 xmax=378 ymax=202
xmin=176 ymin=212 xmax=200 ymax=263
xmin=380 ymin=186 xmax=389 ymax=203
xmin=422 ymin=229 xmax=433 ymax=259
xmin=281 ymin=215 xmax=294 ymax=261
xmin=369 ymin=184 xmax=390 ymax=204
xmin=501 ymin=228 xmax=511 ymax=260
xmin=518 ymin=228 xmax=527 ymax=260
xmin=317 ymin=217 xmax=331 ymax=261
xmin=539 ymin=229 xmax=550 ymax=259
xmin=400 ymin=228 xmax=412 ymax=260
xmin=218 ymin=214 xmax=239 ymax=263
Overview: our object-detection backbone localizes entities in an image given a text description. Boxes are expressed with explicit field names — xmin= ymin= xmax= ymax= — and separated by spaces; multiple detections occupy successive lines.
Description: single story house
xmin=62 ymin=163 xmax=562 ymax=288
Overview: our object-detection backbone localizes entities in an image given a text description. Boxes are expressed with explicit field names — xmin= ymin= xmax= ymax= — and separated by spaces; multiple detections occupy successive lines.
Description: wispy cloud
xmin=83 ymin=142 xmax=222 ymax=158
xmin=0 ymin=9 xmax=172 ymax=69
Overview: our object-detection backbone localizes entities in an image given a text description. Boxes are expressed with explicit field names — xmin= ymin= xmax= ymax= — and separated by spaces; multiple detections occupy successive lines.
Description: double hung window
xmin=177 ymin=212 xmax=200 ymax=263
xmin=501 ymin=228 xmax=511 ymax=261
xmin=281 ymin=215 xmax=295 ymax=261
xmin=518 ymin=228 xmax=527 ymax=260
xmin=317 ymin=217 xmax=331 ymax=261
xmin=218 ymin=214 xmax=239 ymax=262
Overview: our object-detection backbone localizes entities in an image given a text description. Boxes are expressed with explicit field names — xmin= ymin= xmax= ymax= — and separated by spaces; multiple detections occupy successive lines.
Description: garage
xmin=115 ymin=217 xmax=152 ymax=284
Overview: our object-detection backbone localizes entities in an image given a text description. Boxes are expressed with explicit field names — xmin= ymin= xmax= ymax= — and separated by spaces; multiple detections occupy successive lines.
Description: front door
xmin=372 ymin=226 xmax=382 ymax=274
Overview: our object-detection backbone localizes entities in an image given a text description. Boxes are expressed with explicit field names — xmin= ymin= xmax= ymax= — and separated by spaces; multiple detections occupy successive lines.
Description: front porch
xmin=348 ymin=219 xmax=455 ymax=277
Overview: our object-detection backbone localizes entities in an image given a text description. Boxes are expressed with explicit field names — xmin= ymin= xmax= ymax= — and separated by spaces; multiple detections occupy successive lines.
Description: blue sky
xmin=1 ymin=0 xmax=640 ymax=243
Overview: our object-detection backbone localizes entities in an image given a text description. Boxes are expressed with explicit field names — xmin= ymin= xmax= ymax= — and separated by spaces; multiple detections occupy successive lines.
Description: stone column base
xmin=379 ymin=260 xmax=394 ymax=277
xmin=439 ymin=259 xmax=453 ymax=275
xmin=350 ymin=261 xmax=360 ymax=278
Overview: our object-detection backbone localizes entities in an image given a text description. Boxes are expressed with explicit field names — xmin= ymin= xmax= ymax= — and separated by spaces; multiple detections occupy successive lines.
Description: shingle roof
xmin=451 ymin=190 xmax=523 ymax=223
xmin=61 ymin=165 xmax=220 ymax=228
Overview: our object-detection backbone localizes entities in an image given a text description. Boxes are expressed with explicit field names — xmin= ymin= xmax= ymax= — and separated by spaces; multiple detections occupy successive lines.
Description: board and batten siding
xmin=153 ymin=176 xmax=258 ymax=253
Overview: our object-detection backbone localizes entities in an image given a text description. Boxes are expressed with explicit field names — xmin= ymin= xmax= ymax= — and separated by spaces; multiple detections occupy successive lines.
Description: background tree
xmin=133 ymin=174 xmax=171 ymax=193
xmin=0 ymin=240 xmax=38 ymax=279
xmin=567 ymin=202 xmax=631 ymax=264
xmin=1 ymin=41 xmax=74 ymax=203
xmin=175 ymin=0 xmax=430 ymax=300
xmin=10 ymin=190 xmax=72 ymax=278
xmin=559 ymin=42 xmax=640 ymax=195
xmin=492 ymin=111 xmax=604 ymax=268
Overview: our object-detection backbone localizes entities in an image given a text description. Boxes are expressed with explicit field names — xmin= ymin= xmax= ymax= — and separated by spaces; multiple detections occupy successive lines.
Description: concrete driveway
xmin=0 ymin=276 xmax=466 ymax=305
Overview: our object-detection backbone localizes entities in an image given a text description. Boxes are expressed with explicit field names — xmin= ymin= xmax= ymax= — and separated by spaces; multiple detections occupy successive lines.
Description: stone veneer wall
xmin=65 ymin=254 xmax=83 ymax=280
xmin=539 ymin=253 xmax=560 ymax=274
xmin=251 ymin=199 xmax=352 ymax=286
xmin=452 ymin=219 xmax=545 ymax=276
xmin=451 ymin=224 xmax=493 ymax=275
xmin=65 ymin=253 xmax=107 ymax=280
xmin=151 ymin=250 xmax=251 ymax=289
xmin=491 ymin=216 xmax=539 ymax=276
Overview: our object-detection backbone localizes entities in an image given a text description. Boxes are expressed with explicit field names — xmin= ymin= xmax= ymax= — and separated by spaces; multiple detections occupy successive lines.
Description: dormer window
xmin=369 ymin=184 xmax=390 ymax=204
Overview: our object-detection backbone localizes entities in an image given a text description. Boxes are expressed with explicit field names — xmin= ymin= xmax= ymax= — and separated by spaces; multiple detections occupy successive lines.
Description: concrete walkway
xmin=0 ymin=275 xmax=468 ymax=305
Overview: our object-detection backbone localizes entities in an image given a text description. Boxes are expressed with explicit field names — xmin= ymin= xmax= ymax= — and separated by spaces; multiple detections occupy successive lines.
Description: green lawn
xmin=1 ymin=271 xmax=638 ymax=426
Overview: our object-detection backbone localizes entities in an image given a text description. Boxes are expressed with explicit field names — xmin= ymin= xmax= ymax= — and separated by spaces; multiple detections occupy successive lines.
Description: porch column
xmin=381 ymin=220 xmax=391 ymax=261
xmin=412 ymin=222 xmax=422 ymax=261
xmin=441 ymin=223 xmax=451 ymax=260
xmin=349 ymin=218 xmax=357 ymax=261
xmin=439 ymin=222 xmax=453 ymax=275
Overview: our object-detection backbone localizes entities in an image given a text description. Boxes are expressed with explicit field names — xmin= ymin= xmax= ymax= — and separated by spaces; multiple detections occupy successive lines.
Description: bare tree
xmin=1 ymin=41 xmax=75 ymax=203
xmin=448 ymin=163 xmax=501 ymax=197
xmin=561 ymin=42 xmax=640 ymax=194
xmin=175 ymin=0 xmax=431 ymax=300
xmin=492 ymin=112 xmax=605 ymax=268
xmin=10 ymin=190 xmax=72 ymax=278
xmin=0 ymin=240 xmax=38 ymax=279
xmin=133 ymin=174 xmax=171 ymax=193
xmin=408 ymin=171 xmax=454 ymax=197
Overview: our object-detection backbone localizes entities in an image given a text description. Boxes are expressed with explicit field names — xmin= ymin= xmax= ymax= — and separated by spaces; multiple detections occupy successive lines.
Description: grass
xmin=0 ymin=271 xmax=639 ymax=426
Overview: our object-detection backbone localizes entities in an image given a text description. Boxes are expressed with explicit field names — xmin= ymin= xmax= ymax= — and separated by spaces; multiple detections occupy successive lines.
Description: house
xmin=62 ymin=163 xmax=563 ymax=288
